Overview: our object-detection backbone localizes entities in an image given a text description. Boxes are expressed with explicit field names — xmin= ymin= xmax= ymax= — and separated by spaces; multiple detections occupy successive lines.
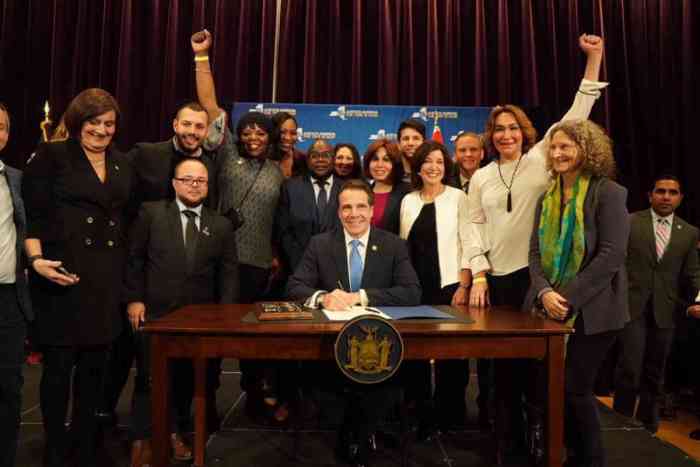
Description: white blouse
xmin=400 ymin=186 xmax=470 ymax=288
xmin=466 ymin=78 xmax=609 ymax=276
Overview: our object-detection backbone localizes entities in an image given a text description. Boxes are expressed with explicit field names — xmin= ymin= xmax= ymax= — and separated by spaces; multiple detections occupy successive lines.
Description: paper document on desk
xmin=322 ymin=306 xmax=392 ymax=321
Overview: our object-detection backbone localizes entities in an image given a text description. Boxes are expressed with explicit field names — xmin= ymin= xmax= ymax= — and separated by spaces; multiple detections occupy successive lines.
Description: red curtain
xmin=1 ymin=0 xmax=699 ymax=220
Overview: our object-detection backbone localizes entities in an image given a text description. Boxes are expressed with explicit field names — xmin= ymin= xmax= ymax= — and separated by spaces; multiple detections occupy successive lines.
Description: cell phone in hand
xmin=57 ymin=266 xmax=74 ymax=276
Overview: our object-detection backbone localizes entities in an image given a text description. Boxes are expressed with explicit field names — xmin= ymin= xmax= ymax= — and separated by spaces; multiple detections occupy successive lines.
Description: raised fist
xmin=191 ymin=29 xmax=212 ymax=54
xmin=579 ymin=33 xmax=604 ymax=55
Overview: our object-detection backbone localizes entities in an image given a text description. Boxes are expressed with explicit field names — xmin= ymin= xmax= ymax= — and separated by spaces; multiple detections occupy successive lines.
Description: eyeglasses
xmin=174 ymin=177 xmax=208 ymax=186
xmin=309 ymin=151 xmax=333 ymax=160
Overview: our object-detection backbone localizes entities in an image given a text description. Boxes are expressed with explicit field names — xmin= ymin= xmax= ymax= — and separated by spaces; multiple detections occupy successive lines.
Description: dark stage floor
xmin=15 ymin=360 xmax=700 ymax=466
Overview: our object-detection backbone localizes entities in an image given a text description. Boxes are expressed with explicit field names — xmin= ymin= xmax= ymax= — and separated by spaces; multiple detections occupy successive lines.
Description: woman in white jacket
xmin=399 ymin=140 xmax=471 ymax=431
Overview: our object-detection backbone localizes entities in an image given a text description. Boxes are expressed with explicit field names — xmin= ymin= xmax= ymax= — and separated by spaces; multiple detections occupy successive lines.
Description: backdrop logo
xmin=330 ymin=105 xmax=379 ymax=120
xmin=300 ymin=129 xmax=337 ymax=140
xmin=248 ymin=103 xmax=297 ymax=116
xmin=369 ymin=129 xmax=397 ymax=140
xmin=412 ymin=107 xmax=429 ymax=121
xmin=411 ymin=107 xmax=459 ymax=121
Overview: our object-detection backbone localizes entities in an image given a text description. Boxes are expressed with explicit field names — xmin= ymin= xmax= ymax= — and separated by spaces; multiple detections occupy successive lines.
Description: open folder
xmin=321 ymin=305 xmax=456 ymax=321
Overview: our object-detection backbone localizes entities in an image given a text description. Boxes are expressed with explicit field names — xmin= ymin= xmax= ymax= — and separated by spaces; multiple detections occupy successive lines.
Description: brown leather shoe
xmin=130 ymin=439 xmax=152 ymax=467
xmin=170 ymin=433 xmax=193 ymax=461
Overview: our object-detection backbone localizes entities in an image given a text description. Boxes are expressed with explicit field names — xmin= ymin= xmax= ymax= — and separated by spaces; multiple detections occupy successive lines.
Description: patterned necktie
xmin=182 ymin=210 xmax=199 ymax=269
xmin=655 ymin=218 xmax=670 ymax=260
xmin=315 ymin=178 xmax=328 ymax=220
xmin=349 ymin=239 xmax=363 ymax=292
xmin=462 ymin=180 xmax=469 ymax=194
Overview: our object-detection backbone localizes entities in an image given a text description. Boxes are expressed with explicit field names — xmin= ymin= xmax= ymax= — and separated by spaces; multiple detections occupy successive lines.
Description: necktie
xmin=462 ymin=180 xmax=469 ymax=194
xmin=349 ymin=239 xmax=363 ymax=292
xmin=655 ymin=218 xmax=670 ymax=260
xmin=182 ymin=210 xmax=199 ymax=269
xmin=315 ymin=178 xmax=328 ymax=220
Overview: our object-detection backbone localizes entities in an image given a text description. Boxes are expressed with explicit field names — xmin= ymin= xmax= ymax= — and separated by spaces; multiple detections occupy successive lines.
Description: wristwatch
xmin=27 ymin=255 xmax=43 ymax=268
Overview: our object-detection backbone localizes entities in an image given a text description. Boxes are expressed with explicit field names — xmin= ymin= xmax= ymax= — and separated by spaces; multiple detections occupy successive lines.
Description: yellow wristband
xmin=473 ymin=277 xmax=487 ymax=284
xmin=194 ymin=55 xmax=209 ymax=62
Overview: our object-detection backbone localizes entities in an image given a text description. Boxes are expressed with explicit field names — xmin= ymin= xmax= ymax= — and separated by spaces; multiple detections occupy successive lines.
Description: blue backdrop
xmin=231 ymin=102 xmax=491 ymax=156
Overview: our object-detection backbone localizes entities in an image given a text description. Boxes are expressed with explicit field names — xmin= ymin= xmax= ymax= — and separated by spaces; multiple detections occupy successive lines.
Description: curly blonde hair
xmin=546 ymin=119 xmax=616 ymax=179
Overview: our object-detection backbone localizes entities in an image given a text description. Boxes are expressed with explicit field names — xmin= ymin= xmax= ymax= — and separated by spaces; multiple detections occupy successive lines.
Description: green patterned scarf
xmin=539 ymin=174 xmax=590 ymax=290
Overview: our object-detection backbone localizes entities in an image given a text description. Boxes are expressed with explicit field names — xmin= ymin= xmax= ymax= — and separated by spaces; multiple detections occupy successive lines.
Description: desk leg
xmin=151 ymin=334 xmax=171 ymax=467
xmin=547 ymin=335 xmax=565 ymax=467
xmin=193 ymin=357 xmax=207 ymax=467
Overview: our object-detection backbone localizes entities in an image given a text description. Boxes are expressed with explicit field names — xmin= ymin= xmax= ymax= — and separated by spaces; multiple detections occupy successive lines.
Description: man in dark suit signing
xmin=287 ymin=179 xmax=421 ymax=467
xmin=124 ymin=158 xmax=239 ymax=466
xmin=613 ymin=175 xmax=700 ymax=433
xmin=0 ymin=103 xmax=33 ymax=467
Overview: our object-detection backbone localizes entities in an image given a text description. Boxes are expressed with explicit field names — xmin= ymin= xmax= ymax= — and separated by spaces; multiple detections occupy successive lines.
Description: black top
xmin=407 ymin=202 xmax=441 ymax=302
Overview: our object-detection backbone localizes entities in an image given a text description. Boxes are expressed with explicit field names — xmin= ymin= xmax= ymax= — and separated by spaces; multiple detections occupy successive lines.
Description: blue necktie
xmin=349 ymin=239 xmax=363 ymax=292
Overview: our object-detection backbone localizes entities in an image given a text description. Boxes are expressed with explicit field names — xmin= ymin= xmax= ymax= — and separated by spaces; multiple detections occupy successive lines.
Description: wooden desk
xmin=144 ymin=304 xmax=572 ymax=467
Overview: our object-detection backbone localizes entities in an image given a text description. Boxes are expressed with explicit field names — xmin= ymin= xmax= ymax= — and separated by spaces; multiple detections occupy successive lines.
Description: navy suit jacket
xmin=525 ymin=178 xmax=630 ymax=335
xmin=286 ymin=227 xmax=421 ymax=306
xmin=277 ymin=175 xmax=342 ymax=271
xmin=3 ymin=163 xmax=32 ymax=320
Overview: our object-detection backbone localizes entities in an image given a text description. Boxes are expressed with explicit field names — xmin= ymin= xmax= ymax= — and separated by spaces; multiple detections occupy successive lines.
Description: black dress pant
xmin=613 ymin=307 xmax=675 ymax=432
xmin=98 ymin=311 xmax=134 ymax=416
xmin=488 ymin=267 xmax=535 ymax=446
xmin=0 ymin=285 xmax=26 ymax=467
xmin=40 ymin=345 xmax=108 ymax=467
xmin=130 ymin=332 xmax=221 ymax=440
xmin=565 ymin=316 xmax=618 ymax=467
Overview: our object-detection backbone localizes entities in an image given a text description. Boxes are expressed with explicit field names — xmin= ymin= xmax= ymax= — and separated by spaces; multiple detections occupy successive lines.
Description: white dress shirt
xmin=308 ymin=227 xmax=371 ymax=308
xmin=0 ymin=162 xmax=17 ymax=283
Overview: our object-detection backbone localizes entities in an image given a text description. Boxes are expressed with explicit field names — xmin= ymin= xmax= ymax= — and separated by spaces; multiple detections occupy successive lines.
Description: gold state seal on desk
xmin=334 ymin=315 xmax=404 ymax=384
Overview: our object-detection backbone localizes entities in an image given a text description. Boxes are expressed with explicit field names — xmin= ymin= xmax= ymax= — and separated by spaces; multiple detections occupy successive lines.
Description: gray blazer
xmin=627 ymin=209 xmax=700 ymax=328
xmin=524 ymin=177 xmax=630 ymax=335
xmin=3 ymin=164 xmax=32 ymax=320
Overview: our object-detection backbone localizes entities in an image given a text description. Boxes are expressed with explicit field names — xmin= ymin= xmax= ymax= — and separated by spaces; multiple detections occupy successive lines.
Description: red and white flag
xmin=431 ymin=116 xmax=444 ymax=144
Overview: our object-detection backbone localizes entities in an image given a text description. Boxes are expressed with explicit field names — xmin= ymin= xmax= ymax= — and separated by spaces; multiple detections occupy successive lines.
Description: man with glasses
xmin=278 ymin=139 xmax=343 ymax=274
xmin=124 ymin=158 xmax=239 ymax=466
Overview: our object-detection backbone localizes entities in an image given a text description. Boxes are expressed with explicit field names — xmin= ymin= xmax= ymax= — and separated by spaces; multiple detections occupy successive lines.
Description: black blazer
xmin=626 ymin=209 xmax=700 ymax=328
xmin=3 ymin=164 xmax=32 ymax=320
xmin=372 ymin=182 xmax=410 ymax=235
xmin=277 ymin=175 xmax=342 ymax=271
xmin=525 ymin=178 xmax=630 ymax=335
xmin=286 ymin=227 xmax=421 ymax=306
xmin=22 ymin=139 xmax=134 ymax=345
xmin=123 ymin=200 xmax=239 ymax=319
xmin=127 ymin=140 xmax=219 ymax=209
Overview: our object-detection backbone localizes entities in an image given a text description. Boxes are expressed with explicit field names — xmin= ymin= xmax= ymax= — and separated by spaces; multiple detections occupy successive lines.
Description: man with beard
xmin=129 ymin=102 xmax=218 ymax=207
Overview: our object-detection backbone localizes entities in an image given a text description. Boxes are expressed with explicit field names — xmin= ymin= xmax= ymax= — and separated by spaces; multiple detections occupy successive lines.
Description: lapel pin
xmin=202 ymin=226 xmax=211 ymax=236
xmin=371 ymin=245 xmax=378 ymax=251
xmin=114 ymin=164 xmax=120 ymax=171
xmin=677 ymin=225 xmax=682 ymax=230
xmin=237 ymin=159 xmax=244 ymax=165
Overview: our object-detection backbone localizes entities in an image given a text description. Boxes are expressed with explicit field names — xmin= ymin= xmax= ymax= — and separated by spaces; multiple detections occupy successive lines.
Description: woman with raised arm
xmin=525 ymin=119 xmax=628 ymax=467
xmin=22 ymin=88 xmax=134 ymax=467
xmin=191 ymin=29 xmax=288 ymax=423
xmin=465 ymin=34 xmax=607 ymax=457
xmin=191 ymin=29 xmax=283 ymax=303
